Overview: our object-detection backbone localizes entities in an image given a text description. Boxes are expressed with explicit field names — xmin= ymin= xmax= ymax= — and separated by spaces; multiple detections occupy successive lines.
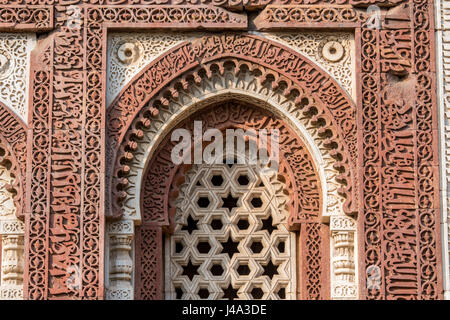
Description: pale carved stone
xmin=265 ymin=32 xmax=354 ymax=98
xmin=107 ymin=33 xmax=186 ymax=107
xmin=0 ymin=33 xmax=35 ymax=122
xmin=0 ymin=165 xmax=24 ymax=300
xmin=116 ymin=41 xmax=143 ymax=65
xmin=322 ymin=41 xmax=345 ymax=63
xmin=105 ymin=220 xmax=134 ymax=300
xmin=106 ymin=32 xmax=354 ymax=108
xmin=166 ymin=159 xmax=295 ymax=299
xmin=330 ymin=215 xmax=357 ymax=300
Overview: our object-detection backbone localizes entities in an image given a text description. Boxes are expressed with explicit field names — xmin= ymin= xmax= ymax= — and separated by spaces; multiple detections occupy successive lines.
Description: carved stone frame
xmin=0 ymin=0 xmax=439 ymax=299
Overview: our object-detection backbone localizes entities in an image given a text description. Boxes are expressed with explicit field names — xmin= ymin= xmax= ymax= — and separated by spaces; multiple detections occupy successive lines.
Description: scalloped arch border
xmin=142 ymin=102 xmax=323 ymax=230
xmin=107 ymin=34 xmax=358 ymax=219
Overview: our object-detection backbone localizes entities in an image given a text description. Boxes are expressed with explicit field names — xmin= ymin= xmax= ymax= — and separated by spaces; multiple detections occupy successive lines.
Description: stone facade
xmin=0 ymin=0 xmax=444 ymax=300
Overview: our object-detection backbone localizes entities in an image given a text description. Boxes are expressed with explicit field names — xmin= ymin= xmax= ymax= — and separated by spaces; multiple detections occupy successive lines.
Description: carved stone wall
xmin=0 ymin=0 xmax=439 ymax=300
xmin=107 ymin=33 xmax=187 ymax=107
xmin=265 ymin=32 xmax=354 ymax=98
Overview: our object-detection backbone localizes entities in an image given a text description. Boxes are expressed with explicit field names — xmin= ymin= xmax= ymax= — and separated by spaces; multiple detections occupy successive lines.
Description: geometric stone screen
xmin=165 ymin=161 xmax=295 ymax=299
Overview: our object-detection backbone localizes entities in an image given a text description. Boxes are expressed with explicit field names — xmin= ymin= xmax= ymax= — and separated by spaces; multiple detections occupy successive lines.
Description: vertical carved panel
xmin=25 ymin=37 xmax=52 ymax=300
xmin=360 ymin=25 xmax=384 ymax=300
xmin=83 ymin=10 xmax=104 ymax=300
xmin=412 ymin=0 xmax=440 ymax=299
xmin=49 ymin=25 xmax=84 ymax=299
xmin=360 ymin=0 xmax=442 ymax=299
xmin=437 ymin=0 xmax=450 ymax=299
xmin=135 ymin=225 xmax=163 ymax=300
xmin=0 ymin=160 xmax=24 ymax=300
xmin=25 ymin=8 xmax=104 ymax=299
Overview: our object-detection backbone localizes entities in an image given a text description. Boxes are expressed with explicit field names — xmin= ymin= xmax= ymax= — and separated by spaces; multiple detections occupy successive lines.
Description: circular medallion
xmin=321 ymin=41 xmax=345 ymax=62
xmin=116 ymin=41 xmax=142 ymax=65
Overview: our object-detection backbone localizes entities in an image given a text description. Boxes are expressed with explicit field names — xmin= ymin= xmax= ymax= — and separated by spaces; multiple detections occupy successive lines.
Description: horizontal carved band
xmin=0 ymin=6 xmax=52 ymax=31
xmin=254 ymin=5 xmax=366 ymax=30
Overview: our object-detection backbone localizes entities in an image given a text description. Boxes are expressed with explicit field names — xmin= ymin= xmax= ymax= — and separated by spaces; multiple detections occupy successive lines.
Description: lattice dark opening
xmin=197 ymin=241 xmax=211 ymax=254
xmin=197 ymin=196 xmax=210 ymax=208
xmin=182 ymin=260 xmax=200 ymax=281
xmin=181 ymin=215 xmax=198 ymax=235
xmin=250 ymin=287 xmax=264 ymax=299
xmin=175 ymin=241 xmax=184 ymax=253
xmin=211 ymin=175 xmax=224 ymax=186
xmin=211 ymin=218 xmax=223 ymax=230
xmin=262 ymin=260 xmax=279 ymax=279
xmin=250 ymin=196 xmax=263 ymax=208
xmin=198 ymin=288 xmax=210 ymax=299
xmin=237 ymin=264 xmax=250 ymax=276
xmin=222 ymin=283 xmax=238 ymax=300
xmin=221 ymin=193 xmax=239 ymax=212
xmin=220 ymin=236 xmax=239 ymax=258
xmin=237 ymin=175 xmax=249 ymax=186
xmin=210 ymin=264 xmax=224 ymax=276
xmin=277 ymin=241 xmax=285 ymax=253
xmin=175 ymin=287 xmax=183 ymax=299
xmin=261 ymin=215 xmax=276 ymax=234
xmin=250 ymin=240 xmax=263 ymax=254
xmin=277 ymin=287 xmax=286 ymax=299
xmin=237 ymin=218 xmax=250 ymax=230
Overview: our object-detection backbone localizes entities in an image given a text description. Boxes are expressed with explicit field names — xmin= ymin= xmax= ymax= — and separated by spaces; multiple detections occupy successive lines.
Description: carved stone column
xmin=0 ymin=220 xmax=24 ymax=299
xmin=330 ymin=215 xmax=357 ymax=299
xmin=106 ymin=220 xmax=134 ymax=300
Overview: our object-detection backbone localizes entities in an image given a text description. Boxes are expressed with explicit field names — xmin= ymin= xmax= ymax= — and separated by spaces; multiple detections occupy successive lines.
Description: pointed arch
xmin=135 ymin=101 xmax=330 ymax=299
xmin=107 ymin=34 xmax=359 ymax=220
xmin=104 ymin=34 xmax=359 ymax=300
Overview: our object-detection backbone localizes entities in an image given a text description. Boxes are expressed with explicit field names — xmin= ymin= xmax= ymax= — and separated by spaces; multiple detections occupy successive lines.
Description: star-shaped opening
xmin=262 ymin=259 xmax=279 ymax=279
xmin=182 ymin=259 xmax=200 ymax=281
xmin=220 ymin=236 xmax=239 ymax=258
xmin=222 ymin=283 xmax=238 ymax=300
xmin=261 ymin=215 xmax=276 ymax=235
xmin=181 ymin=215 xmax=198 ymax=235
xmin=221 ymin=193 xmax=239 ymax=212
